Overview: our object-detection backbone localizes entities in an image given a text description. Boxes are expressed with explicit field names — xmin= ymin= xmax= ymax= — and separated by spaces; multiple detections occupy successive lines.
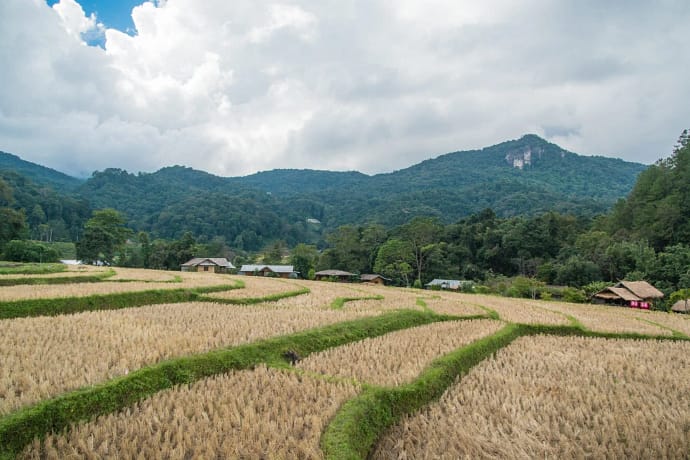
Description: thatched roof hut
xmin=592 ymin=280 xmax=663 ymax=308
xmin=671 ymin=299 xmax=689 ymax=313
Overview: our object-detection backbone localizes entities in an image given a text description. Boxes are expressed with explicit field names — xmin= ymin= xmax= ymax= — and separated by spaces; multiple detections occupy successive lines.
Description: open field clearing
xmin=0 ymin=272 xmax=233 ymax=301
xmin=298 ymin=319 xmax=502 ymax=386
xmin=272 ymin=281 xmax=387 ymax=310
xmin=0 ymin=266 xmax=109 ymax=280
xmin=420 ymin=294 xmax=488 ymax=316
xmin=373 ymin=335 xmax=690 ymax=459
xmin=455 ymin=293 xmax=570 ymax=325
xmin=538 ymin=301 xmax=673 ymax=336
xmin=0 ymin=303 xmax=378 ymax=415
xmin=20 ymin=366 xmax=359 ymax=460
xmin=204 ymin=276 xmax=306 ymax=300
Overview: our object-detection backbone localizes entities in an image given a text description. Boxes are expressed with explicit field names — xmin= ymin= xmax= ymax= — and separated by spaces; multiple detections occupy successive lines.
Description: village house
xmin=360 ymin=274 xmax=391 ymax=285
xmin=592 ymin=280 xmax=664 ymax=309
xmin=238 ymin=264 xmax=297 ymax=278
xmin=425 ymin=279 xmax=466 ymax=290
xmin=181 ymin=258 xmax=235 ymax=274
xmin=314 ymin=269 xmax=356 ymax=282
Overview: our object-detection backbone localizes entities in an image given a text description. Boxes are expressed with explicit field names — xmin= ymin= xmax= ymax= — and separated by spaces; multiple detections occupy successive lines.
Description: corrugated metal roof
xmin=315 ymin=270 xmax=354 ymax=276
xmin=239 ymin=265 xmax=295 ymax=273
xmin=182 ymin=258 xmax=235 ymax=268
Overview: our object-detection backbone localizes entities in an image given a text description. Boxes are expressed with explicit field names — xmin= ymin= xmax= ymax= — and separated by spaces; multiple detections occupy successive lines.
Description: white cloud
xmin=0 ymin=0 xmax=689 ymax=178
xmin=52 ymin=0 xmax=104 ymax=42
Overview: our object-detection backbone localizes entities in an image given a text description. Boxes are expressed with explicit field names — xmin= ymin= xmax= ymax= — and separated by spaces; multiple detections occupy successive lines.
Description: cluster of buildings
xmin=180 ymin=258 xmax=390 ymax=285
xmin=181 ymin=258 xmax=688 ymax=312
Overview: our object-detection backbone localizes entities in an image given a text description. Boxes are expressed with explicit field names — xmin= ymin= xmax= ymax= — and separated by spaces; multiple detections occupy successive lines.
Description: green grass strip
xmin=331 ymin=295 xmax=384 ymax=310
xmin=0 ymin=269 xmax=116 ymax=286
xmin=0 ymin=263 xmax=66 ymax=275
xmin=322 ymin=322 xmax=689 ymax=459
xmin=415 ymin=297 xmax=431 ymax=312
xmin=200 ymin=285 xmax=311 ymax=305
xmin=322 ymin=323 xmax=522 ymax=459
xmin=0 ymin=282 xmax=244 ymax=319
xmin=0 ymin=309 xmax=451 ymax=459
xmin=635 ymin=318 xmax=689 ymax=339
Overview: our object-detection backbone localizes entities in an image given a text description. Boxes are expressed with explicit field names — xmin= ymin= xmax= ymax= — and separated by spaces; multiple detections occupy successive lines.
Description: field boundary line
xmin=0 ymin=281 xmax=244 ymax=319
xmin=322 ymin=323 xmax=690 ymax=460
xmin=0 ymin=269 xmax=116 ymax=286
xmin=0 ymin=309 xmax=456 ymax=459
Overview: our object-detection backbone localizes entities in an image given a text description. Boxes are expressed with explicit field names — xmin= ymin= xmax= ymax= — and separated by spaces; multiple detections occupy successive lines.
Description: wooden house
xmin=360 ymin=274 xmax=391 ymax=285
xmin=314 ymin=269 xmax=355 ymax=282
xmin=592 ymin=280 xmax=664 ymax=309
xmin=181 ymin=258 xmax=235 ymax=274
xmin=238 ymin=264 xmax=297 ymax=278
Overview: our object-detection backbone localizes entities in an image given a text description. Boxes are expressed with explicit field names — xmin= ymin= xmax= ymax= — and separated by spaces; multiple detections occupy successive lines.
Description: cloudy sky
xmin=0 ymin=0 xmax=688 ymax=178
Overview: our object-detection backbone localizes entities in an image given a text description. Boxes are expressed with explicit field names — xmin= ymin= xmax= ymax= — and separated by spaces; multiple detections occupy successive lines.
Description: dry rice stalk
xmin=20 ymin=366 xmax=359 ymax=459
xmin=538 ymin=301 xmax=672 ymax=336
xmin=0 ymin=272 xmax=232 ymax=301
xmin=0 ymin=303 xmax=375 ymax=415
xmin=298 ymin=320 xmax=503 ymax=386
xmin=204 ymin=276 xmax=305 ymax=299
xmin=373 ymin=336 xmax=690 ymax=459
xmin=456 ymin=293 xmax=570 ymax=325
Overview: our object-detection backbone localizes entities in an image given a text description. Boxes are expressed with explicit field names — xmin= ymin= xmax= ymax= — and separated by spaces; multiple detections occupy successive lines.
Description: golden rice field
xmin=298 ymin=319 xmax=503 ymax=386
xmin=538 ymin=300 xmax=673 ymax=336
xmin=0 ymin=303 xmax=377 ymax=415
xmin=373 ymin=336 xmax=690 ymax=459
xmin=2 ymin=270 xmax=689 ymax=459
xmin=457 ymin=293 xmax=571 ymax=325
xmin=421 ymin=293 xmax=489 ymax=316
xmin=20 ymin=366 xmax=359 ymax=460
xmin=204 ymin=275 xmax=306 ymax=300
xmin=0 ymin=271 xmax=233 ymax=301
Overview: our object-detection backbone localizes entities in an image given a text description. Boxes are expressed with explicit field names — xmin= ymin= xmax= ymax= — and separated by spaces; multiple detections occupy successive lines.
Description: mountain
xmin=0 ymin=135 xmax=647 ymax=249
xmin=0 ymin=151 xmax=83 ymax=193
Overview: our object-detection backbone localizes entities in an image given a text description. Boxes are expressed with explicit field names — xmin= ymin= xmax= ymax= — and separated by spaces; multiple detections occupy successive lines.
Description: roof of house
xmin=426 ymin=279 xmax=462 ymax=289
xmin=239 ymin=264 xmax=295 ymax=273
xmin=594 ymin=280 xmax=664 ymax=301
xmin=315 ymin=269 xmax=354 ymax=277
xmin=617 ymin=281 xmax=664 ymax=299
xmin=360 ymin=274 xmax=391 ymax=282
xmin=181 ymin=258 xmax=235 ymax=268
xmin=671 ymin=299 xmax=689 ymax=313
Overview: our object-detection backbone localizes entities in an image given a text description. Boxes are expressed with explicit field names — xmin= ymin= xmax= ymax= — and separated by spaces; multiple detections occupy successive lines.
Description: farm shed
xmin=181 ymin=258 xmax=235 ymax=274
xmin=426 ymin=279 xmax=462 ymax=290
xmin=238 ymin=265 xmax=297 ymax=278
xmin=592 ymin=280 xmax=664 ymax=309
xmin=671 ymin=299 xmax=689 ymax=313
xmin=360 ymin=274 xmax=391 ymax=285
xmin=314 ymin=270 xmax=356 ymax=282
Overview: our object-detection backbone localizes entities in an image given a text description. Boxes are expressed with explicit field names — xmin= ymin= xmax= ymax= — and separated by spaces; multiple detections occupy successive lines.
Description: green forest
xmin=1 ymin=132 xmax=688 ymax=308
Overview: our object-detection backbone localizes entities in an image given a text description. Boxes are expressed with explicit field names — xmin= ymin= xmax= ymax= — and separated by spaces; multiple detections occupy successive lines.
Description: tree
xmin=2 ymin=240 xmax=60 ymax=263
xmin=290 ymin=243 xmax=319 ymax=279
xmin=0 ymin=208 xmax=28 ymax=249
xmin=398 ymin=217 xmax=442 ymax=284
xmin=76 ymin=209 xmax=132 ymax=265
xmin=373 ymin=239 xmax=414 ymax=287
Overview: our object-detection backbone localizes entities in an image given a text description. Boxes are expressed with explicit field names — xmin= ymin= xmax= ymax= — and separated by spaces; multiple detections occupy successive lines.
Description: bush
xmin=562 ymin=287 xmax=587 ymax=303
xmin=412 ymin=279 xmax=423 ymax=289
xmin=2 ymin=240 xmax=60 ymax=263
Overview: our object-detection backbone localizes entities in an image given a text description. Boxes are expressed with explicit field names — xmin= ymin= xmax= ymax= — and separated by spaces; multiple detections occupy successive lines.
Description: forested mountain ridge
xmin=0 ymin=151 xmax=83 ymax=193
xmin=0 ymin=135 xmax=646 ymax=249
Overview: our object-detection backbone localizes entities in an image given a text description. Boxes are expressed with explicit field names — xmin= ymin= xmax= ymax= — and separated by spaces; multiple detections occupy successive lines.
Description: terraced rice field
xmin=373 ymin=336 xmax=690 ymax=459
xmin=1 ymin=267 xmax=688 ymax=459
xmin=21 ymin=366 xmax=359 ymax=460
xmin=298 ymin=319 xmax=502 ymax=386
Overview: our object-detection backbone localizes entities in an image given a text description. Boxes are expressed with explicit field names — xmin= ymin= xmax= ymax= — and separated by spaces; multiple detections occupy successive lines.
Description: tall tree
xmin=76 ymin=209 xmax=132 ymax=265
xmin=398 ymin=217 xmax=443 ymax=284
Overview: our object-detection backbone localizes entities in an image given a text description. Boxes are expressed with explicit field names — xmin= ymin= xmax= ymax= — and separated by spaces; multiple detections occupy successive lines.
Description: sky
xmin=0 ymin=0 xmax=689 ymax=178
